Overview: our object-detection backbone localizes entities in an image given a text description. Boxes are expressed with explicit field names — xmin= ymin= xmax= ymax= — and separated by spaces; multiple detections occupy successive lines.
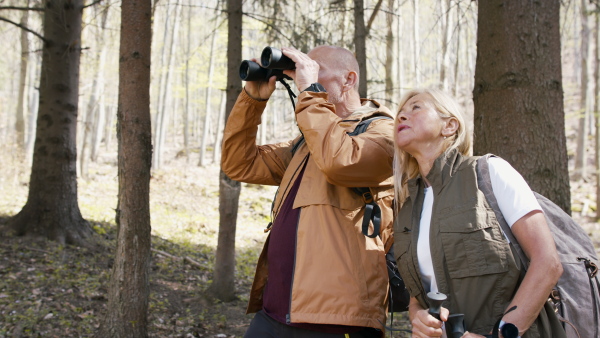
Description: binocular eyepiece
xmin=239 ymin=47 xmax=295 ymax=82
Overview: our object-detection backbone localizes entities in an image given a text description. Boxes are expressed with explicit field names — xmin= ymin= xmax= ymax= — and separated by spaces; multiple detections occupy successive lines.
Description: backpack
xmin=476 ymin=154 xmax=600 ymax=338
xmin=291 ymin=115 xmax=410 ymax=313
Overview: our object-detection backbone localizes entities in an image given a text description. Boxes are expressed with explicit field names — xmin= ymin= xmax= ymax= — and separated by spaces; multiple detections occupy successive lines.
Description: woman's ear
xmin=343 ymin=71 xmax=358 ymax=92
xmin=441 ymin=117 xmax=459 ymax=137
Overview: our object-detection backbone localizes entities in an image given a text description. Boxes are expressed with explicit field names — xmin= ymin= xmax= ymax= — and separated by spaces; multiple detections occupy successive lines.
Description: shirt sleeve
xmin=488 ymin=157 xmax=542 ymax=227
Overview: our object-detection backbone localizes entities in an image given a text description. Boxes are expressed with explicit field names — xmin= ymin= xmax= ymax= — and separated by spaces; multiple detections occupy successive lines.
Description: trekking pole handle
xmin=426 ymin=291 xmax=447 ymax=321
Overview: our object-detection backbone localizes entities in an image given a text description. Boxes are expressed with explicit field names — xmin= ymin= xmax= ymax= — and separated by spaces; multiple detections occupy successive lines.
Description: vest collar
xmin=407 ymin=148 xmax=465 ymax=198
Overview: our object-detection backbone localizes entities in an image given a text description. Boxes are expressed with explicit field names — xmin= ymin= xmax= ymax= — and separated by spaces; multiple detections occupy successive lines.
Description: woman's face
xmin=395 ymin=93 xmax=447 ymax=156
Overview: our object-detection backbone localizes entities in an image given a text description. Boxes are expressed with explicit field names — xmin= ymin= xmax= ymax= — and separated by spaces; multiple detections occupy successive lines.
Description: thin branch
xmin=0 ymin=6 xmax=43 ymax=11
xmin=83 ymin=0 xmax=103 ymax=9
xmin=0 ymin=15 xmax=45 ymax=41
xmin=366 ymin=0 xmax=385 ymax=35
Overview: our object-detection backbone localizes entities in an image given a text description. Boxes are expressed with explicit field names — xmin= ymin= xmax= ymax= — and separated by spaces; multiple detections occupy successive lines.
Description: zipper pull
xmin=286 ymin=313 xmax=291 ymax=324
xmin=264 ymin=222 xmax=273 ymax=233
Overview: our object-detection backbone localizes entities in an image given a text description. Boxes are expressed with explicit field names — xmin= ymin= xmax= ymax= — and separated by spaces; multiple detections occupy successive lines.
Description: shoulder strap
xmin=291 ymin=115 xmax=392 ymax=156
xmin=476 ymin=155 xmax=530 ymax=270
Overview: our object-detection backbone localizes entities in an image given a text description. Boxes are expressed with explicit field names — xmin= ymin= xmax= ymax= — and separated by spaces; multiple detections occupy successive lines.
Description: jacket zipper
xmin=287 ymin=198 xmax=303 ymax=324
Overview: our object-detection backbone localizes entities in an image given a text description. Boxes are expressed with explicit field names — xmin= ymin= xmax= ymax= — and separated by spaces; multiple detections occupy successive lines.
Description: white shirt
xmin=417 ymin=157 xmax=541 ymax=293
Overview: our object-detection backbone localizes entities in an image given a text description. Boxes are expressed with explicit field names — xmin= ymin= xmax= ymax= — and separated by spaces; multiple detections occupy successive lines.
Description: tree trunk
xmin=439 ymin=0 xmax=451 ymax=91
xmin=385 ymin=0 xmax=394 ymax=104
xmin=595 ymin=11 xmax=600 ymax=220
xmin=199 ymin=9 xmax=220 ymax=167
xmin=473 ymin=0 xmax=571 ymax=213
xmin=212 ymin=90 xmax=226 ymax=164
xmin=575 ymin=0 xmax=590 ymax=179
xmin=412 ymin=0 xmax=420 ymax=86
xmin=353 ymin=0 xmax=368 ymax=98
xmin=6 ymin=0 xmax=93 ymax=246
xmin=212 ymin=0 xmax=242 ymax=302
xmin=98 ymin=0 xmax=153 ymax=336
xmin=453 ymin=1 xmax=461 ymax=97
xmin=16 ymin=1 xmax=30 ymax=151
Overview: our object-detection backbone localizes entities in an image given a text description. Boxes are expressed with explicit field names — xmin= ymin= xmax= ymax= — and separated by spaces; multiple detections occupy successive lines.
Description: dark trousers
xmin=244 ymin=310 xmax=382 ymax=338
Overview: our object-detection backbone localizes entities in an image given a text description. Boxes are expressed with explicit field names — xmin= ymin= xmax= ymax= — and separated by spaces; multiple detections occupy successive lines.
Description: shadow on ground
xmin=0 ymin=214 xmax=259 ymax=337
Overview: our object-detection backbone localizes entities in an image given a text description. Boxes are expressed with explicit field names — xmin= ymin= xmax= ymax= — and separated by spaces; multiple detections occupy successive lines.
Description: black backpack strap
xmin=353 ymin=187 xmax=381 ymax=238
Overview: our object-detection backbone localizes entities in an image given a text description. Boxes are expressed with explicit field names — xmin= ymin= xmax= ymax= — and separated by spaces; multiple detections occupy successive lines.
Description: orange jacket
xmin=221 ymin=89 xmax=395 ymax=329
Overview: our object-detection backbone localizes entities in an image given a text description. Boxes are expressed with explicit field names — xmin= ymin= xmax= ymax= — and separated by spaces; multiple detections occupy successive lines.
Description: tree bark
xmin=473 ymin=0 xmax=571 ymax=213
xmin=16 ymin=1 xmax=30 ymax=150
xmin=212 ymin=0 xmax=242 ymax=302
xmin=199 ymin=8 xmax=219 ymax=167
xmin=595 ymin=10 xmax=600 ymax=220
xmin=353 ymin=0 xmax=368 ymax=98
xmin=385 ymin=0 xmax=394 ymax=104
xmin=575 ymin=0 xmax=590 ymax=179
xmin=98 ymin=0 xmax=153 ymax=336
xmin=412 ymin=0 xmax=420 ymax=86
xmin=6 ymin=0 xmax=93 ymax=246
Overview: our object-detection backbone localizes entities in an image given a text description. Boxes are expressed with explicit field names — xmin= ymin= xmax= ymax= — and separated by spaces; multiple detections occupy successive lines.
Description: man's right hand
xmin=244 ymin=58 xmax=277 ymax=101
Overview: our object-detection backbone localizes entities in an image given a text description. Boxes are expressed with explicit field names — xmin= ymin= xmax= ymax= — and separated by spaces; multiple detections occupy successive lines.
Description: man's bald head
xmin=308 ymin=46 xmax=360 ymax=91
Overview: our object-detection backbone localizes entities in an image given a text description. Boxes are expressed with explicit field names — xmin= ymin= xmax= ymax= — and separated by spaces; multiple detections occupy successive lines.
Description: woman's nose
xmin=397 ymin=113 xmax=407 ymax=122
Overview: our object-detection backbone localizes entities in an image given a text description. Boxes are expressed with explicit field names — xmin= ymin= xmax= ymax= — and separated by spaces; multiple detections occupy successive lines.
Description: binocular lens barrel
xmin=239 ymin=60 xmax=288 ymax=82
xmin=261 ymin=47 xmax=295 ymax=70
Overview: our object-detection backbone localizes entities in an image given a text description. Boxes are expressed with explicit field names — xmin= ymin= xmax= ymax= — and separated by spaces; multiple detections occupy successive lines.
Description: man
xmin=221 ymin=45 xmax=395 ymax=337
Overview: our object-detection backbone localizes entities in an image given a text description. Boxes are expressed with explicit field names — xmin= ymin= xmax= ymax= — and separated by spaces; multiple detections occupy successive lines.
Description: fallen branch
xmin=151 ymin=248 xmax=204 ymax=269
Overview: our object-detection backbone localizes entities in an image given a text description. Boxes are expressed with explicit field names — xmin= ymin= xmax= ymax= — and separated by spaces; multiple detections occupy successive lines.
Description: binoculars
xmin=427 ymin=292 xmax=465 ymax=338
xmin=239 ymin=47 xmax=295 ymax=82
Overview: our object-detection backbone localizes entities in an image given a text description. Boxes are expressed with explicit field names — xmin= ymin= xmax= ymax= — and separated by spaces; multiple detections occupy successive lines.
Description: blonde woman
xmin=392 ymin=88 xmax=565 ymax=338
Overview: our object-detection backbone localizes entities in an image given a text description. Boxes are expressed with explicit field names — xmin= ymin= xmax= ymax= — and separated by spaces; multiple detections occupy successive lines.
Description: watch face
xmin=305 ymin=83 xmax=325 ymax=93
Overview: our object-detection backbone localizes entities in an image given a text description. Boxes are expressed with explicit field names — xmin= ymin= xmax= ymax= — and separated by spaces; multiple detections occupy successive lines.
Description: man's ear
xmin=343 ymin=71 xmax=358 ymax=92
xmin=442 ymin=117 xmax=459 ymax=137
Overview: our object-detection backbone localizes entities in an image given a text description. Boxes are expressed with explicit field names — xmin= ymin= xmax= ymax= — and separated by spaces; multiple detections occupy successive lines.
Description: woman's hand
xmin=409 ymin=297 xmax=449 ymax=337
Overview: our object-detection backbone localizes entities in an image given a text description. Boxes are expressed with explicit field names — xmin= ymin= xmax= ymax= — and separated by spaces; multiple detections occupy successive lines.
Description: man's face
xmin=307 ymin=47 xmax=344 ymax=104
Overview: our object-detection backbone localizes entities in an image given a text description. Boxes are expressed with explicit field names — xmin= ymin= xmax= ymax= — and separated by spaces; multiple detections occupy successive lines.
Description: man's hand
xmin=280 ymin=47 xmax=319 ymax=92
xmin=244 ymin=57 xmax=277 ymax=101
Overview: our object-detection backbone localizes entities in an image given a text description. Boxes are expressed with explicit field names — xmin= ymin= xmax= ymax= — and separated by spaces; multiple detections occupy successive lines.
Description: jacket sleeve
xmin=220 ymin=90 xmax=294 ymax=186
xmin=295 ymin=91 xmax=395 ymax=188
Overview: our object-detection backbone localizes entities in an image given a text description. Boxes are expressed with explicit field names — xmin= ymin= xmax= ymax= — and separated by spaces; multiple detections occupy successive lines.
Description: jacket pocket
xmin=438 ymin=207 xmax=510 ymax=279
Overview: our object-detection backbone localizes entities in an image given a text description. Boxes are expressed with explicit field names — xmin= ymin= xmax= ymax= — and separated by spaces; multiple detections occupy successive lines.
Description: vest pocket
xmin=438 ymin=209 xmax=510 ymax=279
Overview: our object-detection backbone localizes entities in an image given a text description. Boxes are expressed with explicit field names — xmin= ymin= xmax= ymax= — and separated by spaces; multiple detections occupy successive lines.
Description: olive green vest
xmin=393 ymin=150 xmax=551 ymax=336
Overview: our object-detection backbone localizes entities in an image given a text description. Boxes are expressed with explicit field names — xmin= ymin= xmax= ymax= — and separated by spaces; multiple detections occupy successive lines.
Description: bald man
xmin=221 ymin=46 xmax=395 ymax=337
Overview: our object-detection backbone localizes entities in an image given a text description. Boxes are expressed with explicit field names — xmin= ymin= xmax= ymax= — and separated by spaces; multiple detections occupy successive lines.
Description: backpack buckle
xmin=361 ymin=191 xmax=373 ymax=203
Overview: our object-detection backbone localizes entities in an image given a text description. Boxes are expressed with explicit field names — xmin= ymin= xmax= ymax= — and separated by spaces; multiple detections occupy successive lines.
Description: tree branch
xmin=0 ymin=6 xmax=43 ymax=11
xmin=0 ymin=16 xmax=45 ymax=41
xmin=84 ymin=0 xmax=104 ymax=9
xmin=366 ymin=0 xmax=385 ymax=35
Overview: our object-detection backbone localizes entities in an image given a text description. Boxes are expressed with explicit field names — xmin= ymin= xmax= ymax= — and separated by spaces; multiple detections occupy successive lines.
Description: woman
xmin=392 ymin=88 xmax=565 ymax=338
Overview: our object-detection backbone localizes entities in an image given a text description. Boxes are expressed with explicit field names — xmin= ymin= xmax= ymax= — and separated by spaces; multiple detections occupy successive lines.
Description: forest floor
xmin=0 ymin=144 xmax=599 ymax=338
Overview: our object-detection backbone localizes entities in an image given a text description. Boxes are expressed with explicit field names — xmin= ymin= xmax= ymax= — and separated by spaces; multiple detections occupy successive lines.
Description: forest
xmin=0 ymin=0 xmax=599 ymax=337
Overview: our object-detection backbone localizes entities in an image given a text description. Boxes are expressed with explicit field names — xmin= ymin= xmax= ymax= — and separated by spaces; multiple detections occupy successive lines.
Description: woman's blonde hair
xmin=393 ymin=88 xmax=472 ymax=208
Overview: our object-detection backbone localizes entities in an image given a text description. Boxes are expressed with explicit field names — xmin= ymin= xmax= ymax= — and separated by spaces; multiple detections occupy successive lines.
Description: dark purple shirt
xmin=262 ymin=160 xmax=362 ymax=334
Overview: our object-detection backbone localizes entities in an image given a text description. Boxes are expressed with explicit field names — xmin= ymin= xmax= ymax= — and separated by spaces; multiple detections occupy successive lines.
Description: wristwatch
xmin=302 ymin=82 xmax=326 ymax=93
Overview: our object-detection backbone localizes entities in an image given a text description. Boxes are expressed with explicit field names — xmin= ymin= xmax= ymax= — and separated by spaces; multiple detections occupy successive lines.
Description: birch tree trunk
xmin=576 ymin=0 xmax=590 ymax=179
xmin=413 ymin=0 xmax=420 ymax=86
xmin=385 ymin=0 xmax=395 ymax=104
xmin=16 ymin=1 xmax=30 ymax=151
xmin=199 ymin=8 xmax=220 ymax=167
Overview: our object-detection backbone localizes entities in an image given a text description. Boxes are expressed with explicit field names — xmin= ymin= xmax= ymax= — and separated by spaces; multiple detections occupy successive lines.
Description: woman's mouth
xmin=397 ymin=125 xmax=409 ymax=132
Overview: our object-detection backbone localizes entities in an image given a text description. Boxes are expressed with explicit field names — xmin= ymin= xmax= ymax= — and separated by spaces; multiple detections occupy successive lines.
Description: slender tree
xmin=354 ymin=0 xmax=368 ymax=98
xmin=473 ymin=0 xmax=570 ymax=213
xmin=5 ymin=0 xmax=93 ymax=245
xmin=98 ymin=0 xmax=153 ymax=336
xmin=15 ymin=0 xmax=30 ymax=150
xmin=212 ymin=0 xmax=242 ymax=301
xmin=575 ymin=0 xmax=591 ymax=179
